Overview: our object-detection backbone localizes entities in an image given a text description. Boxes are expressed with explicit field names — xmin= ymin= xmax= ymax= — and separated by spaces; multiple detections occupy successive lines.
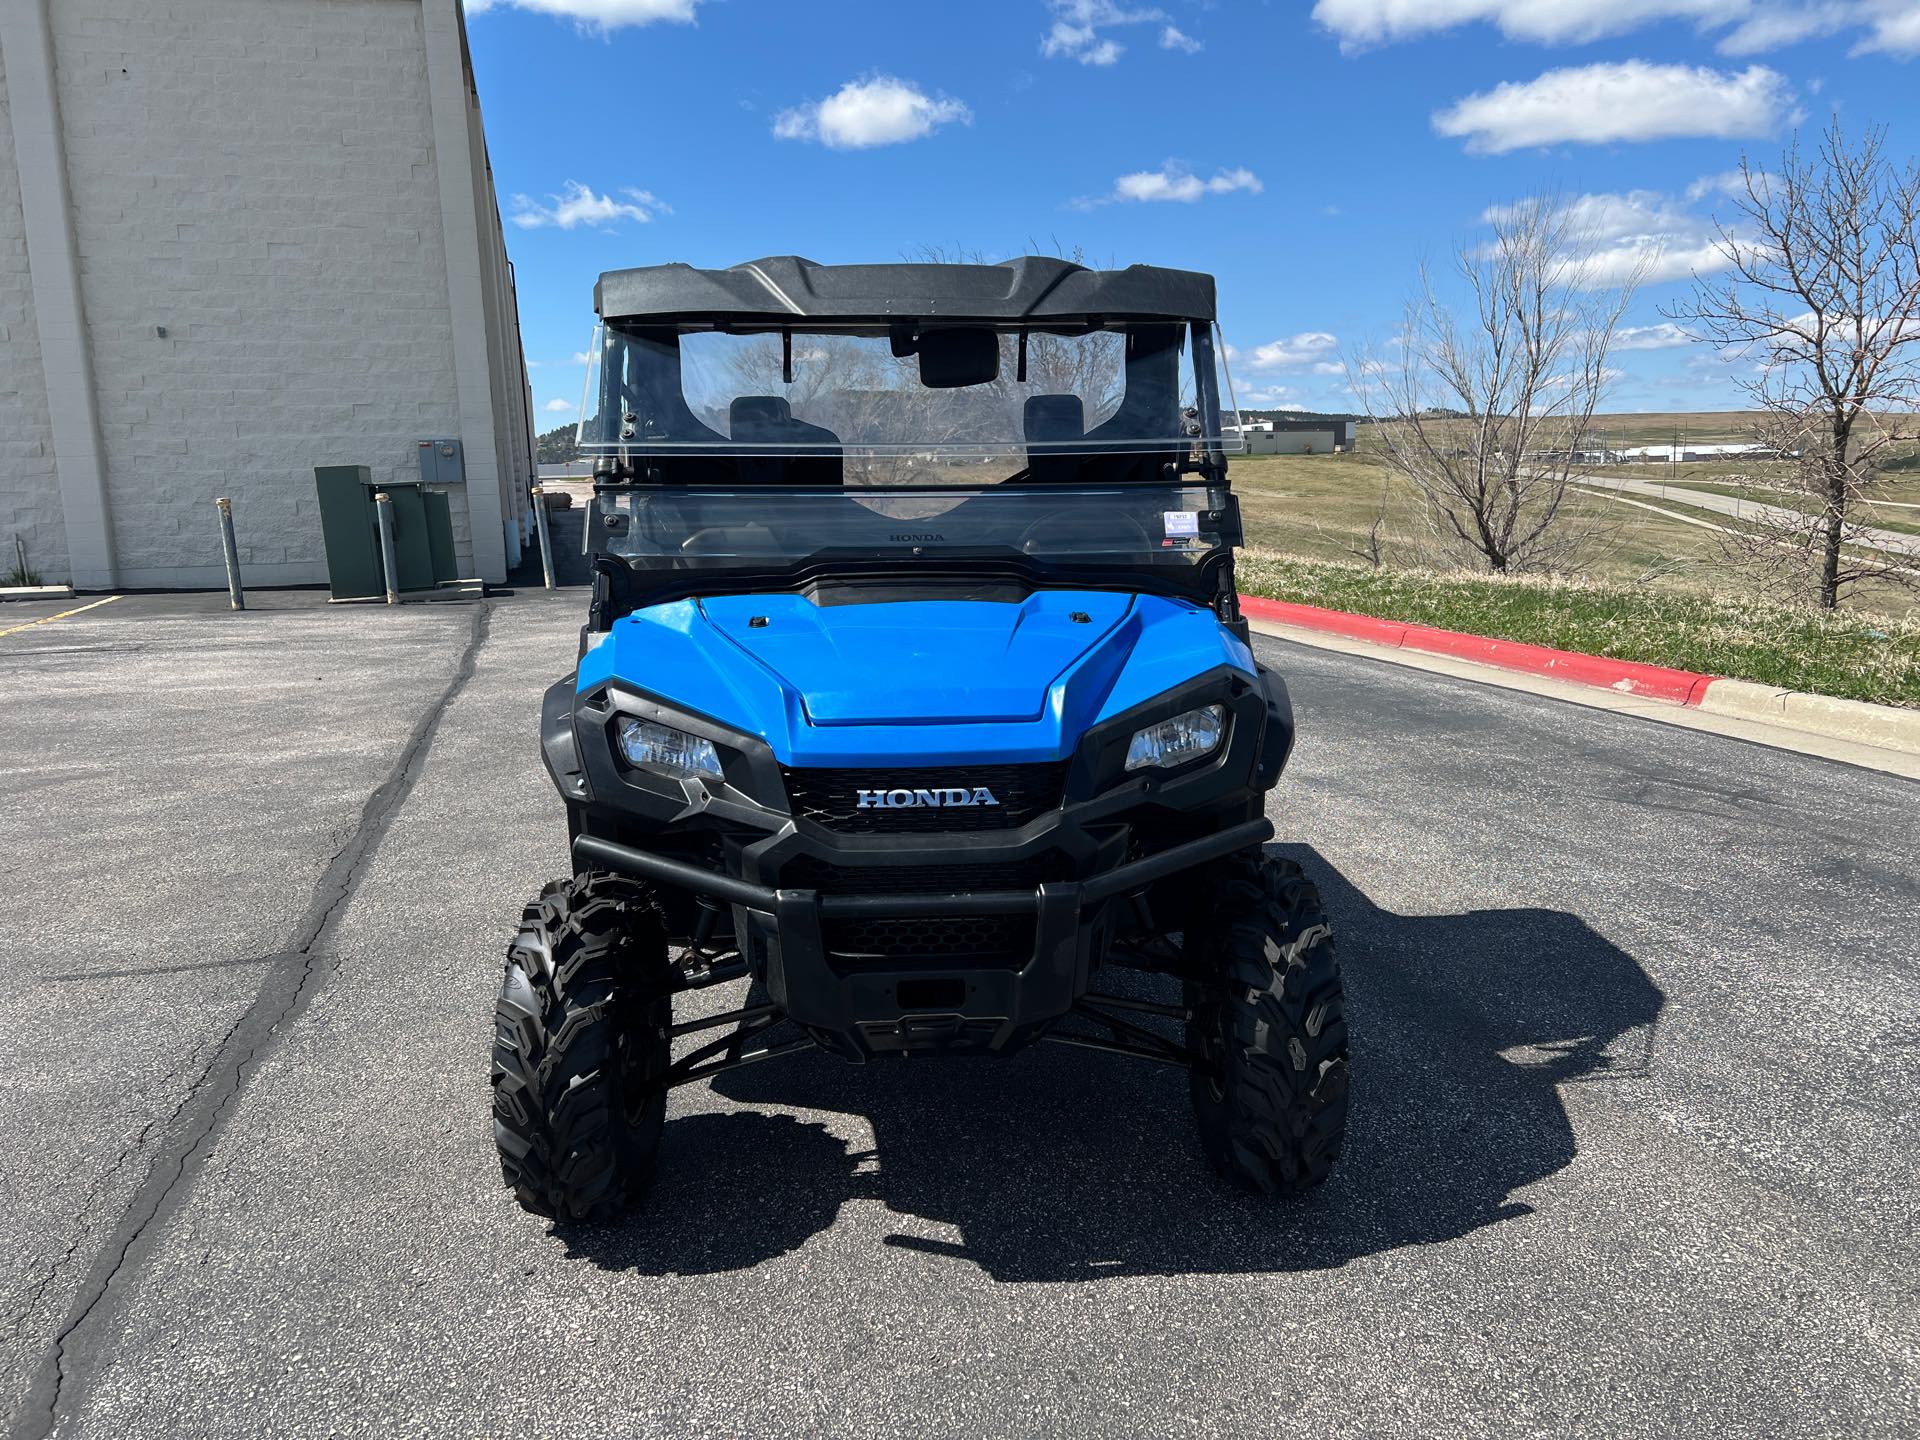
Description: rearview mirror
xmin=917 ymin=328 xmax=999 ymax=389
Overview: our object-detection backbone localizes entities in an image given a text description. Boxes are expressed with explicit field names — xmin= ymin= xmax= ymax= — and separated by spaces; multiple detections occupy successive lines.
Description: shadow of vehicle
xmin=558 ymin=846 xmax=1663 ymax=1279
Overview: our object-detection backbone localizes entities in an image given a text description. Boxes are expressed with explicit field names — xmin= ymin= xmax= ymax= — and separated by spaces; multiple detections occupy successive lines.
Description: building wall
xmin=1241 ymin=428 xmax=1338 ymax=456
xmin=42 ymin=0 xmax=471 ymax=586
xmin=0 ymin=44 xmax=65 ymax=583
xmin=0 ymin=0 xmax=529 ymax=589
xmin=446 ymin=13 xmax=533 ymax=574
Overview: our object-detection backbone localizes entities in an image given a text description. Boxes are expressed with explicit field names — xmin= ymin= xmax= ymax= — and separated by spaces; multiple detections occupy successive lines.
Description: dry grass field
xmin=1235 ymin=414 xmax=1920 ymax=592
xmin=1227 ymin=416 xmax=1920 ymax=699
xmin=1230 ymin=450 xmax=1739 ymax=592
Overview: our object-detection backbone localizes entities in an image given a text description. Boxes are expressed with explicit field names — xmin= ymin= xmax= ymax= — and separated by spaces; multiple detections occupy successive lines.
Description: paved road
xmin=1584 ymin=471 xmax=1920 ymax=556
xmin=2 ymin=596 xmax=1915 ymax=1438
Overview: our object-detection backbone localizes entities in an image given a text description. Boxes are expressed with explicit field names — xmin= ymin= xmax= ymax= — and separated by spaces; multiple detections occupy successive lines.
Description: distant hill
xmin=1237 ymin=408 xmax=1364 ymax=425
xmin=536 ymin=424 xmax=577 ymax=465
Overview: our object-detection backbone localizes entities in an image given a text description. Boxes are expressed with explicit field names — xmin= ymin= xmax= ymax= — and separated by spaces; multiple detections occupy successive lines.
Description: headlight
xmin=1125 ymin=704 xmax=1226 ymax=772
xmin=617 ymin=717 xmax=723 ymax=779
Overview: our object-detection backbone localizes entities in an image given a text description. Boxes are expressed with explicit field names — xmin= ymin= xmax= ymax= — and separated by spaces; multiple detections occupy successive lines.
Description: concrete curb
xmin=1696 ymin=678 xmax=1920 ymax=755
xmin=1239 ymin=594 xmax=1920 ymax=758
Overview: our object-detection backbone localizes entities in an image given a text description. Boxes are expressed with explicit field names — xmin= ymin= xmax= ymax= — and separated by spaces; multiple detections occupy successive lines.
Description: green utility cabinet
xmin=314 ymin=465 xmax=458 ymax=601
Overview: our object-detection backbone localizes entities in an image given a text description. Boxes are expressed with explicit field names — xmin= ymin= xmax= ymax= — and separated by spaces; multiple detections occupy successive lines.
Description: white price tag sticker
xmin=1163 ymin=510 xmax=1200 ymax=537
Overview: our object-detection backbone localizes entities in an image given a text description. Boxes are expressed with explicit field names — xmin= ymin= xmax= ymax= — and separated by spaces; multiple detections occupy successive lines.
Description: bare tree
xmin=1668 ymin=118 xmax=1920 ymax=609
xmin=1357 ymin=196 xmax=1640 ymax=573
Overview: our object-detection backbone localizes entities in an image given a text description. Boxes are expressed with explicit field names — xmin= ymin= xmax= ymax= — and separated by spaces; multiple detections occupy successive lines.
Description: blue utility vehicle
xmin=492 ymin=257 xmax=1349 ymax=1220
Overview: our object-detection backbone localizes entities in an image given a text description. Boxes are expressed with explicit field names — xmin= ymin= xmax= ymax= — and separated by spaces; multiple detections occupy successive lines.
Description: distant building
xmin=1616 ymin=443 xmax=1794 ymax=464
xmin=1 ymin=0 xmax=535 ymax=589
xmin=1226 ymin=414 xmax=1358 ymax=455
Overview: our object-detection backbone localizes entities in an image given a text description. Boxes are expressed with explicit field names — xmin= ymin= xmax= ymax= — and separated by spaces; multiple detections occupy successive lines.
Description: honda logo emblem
xmin=855 ymin=786 xmax=1001 ymax=810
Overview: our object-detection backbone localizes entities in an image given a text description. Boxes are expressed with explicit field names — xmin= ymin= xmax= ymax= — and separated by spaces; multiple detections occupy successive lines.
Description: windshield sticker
xmin=1163 ymin=510 xmax=1200 ymax=537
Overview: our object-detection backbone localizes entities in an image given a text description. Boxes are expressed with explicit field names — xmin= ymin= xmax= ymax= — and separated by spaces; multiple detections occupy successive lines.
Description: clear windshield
xmin=588 ymin=483 xmax=1235 ymax=576
xmin=578 ymin=321 xmax=1239 ymax=485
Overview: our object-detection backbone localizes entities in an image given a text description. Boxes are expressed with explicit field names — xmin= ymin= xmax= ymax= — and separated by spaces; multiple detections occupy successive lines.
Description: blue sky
xmin=465 ymin=0 xmax=1919 ymax=424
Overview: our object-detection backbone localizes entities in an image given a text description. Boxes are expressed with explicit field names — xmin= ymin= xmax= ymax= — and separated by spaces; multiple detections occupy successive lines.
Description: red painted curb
xmin=1239 ymin=596 xmax=1717 ymax=707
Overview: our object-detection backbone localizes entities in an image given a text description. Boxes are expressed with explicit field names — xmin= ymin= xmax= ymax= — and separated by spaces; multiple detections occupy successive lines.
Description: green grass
xmin=1237 ymin=553 xmax=1920 ymax=708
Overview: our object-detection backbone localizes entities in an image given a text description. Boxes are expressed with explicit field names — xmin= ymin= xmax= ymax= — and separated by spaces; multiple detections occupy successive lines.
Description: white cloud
xmin=1854 ymin=0 xmax=1920 ymax=54
xmin=1718 ymin=0 xmax=1920 ymax=54
xmin=466 ymin=0 xmax=700 ymax=29
xmin=1565 ymin=191 xmax=1729 ymax=285
xmin=1244 ymin=332 xmax=1341 ymax=370
xmin=1040 ymin=1 xmax=1168 ymax=64
xmin=1043 ymin=23 xmax=1124 ymax=63
xmin=510 ymin=181 xmax=665 ymax=230
xmin=1314 ymin=0 xmax=1738 ymax=47
xmin=1716 ymin=4 xmax=1837 ymax=51
xmin=1685 ymin=168 xmax=1766 ymax=201
xmin=1103 ymin=162 xmax=1262 ymax=204
xmin=1613 ymin=322 xmax=1696 ymax=350
xmin=1233 ymin=383 xmax=1313 ymax=409
xmin=571 ymin=351 xmax=594 ymax=365
xmin=543 ymin=398 xmax=574 ymax=413
xmin=1312 ymin=0 xmax=1920 ymax=54
xmin=773 ymin=76 xmax=971 ymax=149
xmin=1433 ymin=62 xmax=1793 ymax=155
xmin=1539 ymin=365 xmax=1627 ymax=390
xmin=1483 ymin=189 xmax=1736 ymax=287
xmin=1160 ymin=24 xmax=1204 ymax=51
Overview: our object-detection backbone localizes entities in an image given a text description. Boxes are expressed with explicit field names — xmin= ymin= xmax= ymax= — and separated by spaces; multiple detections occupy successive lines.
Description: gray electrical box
xmin=417 ymin=437 xmax=464 ymax=486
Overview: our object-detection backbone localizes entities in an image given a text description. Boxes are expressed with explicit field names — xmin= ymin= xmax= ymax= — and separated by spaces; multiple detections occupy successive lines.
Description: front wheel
xmin=1184 ymin=850 xmax=1349 ymax=1193
xmin=491 ymin=872 xmax=672 ymax=1222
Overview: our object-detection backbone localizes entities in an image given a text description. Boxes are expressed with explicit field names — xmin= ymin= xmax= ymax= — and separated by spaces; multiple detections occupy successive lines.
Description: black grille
xmin=781 ymin=762 xmax=1068 ymax=833
xmin=827 ymin=913 xmax=1032 ymax=962
xmin=780 ymin=855 xmax=1067 ymax=965
xmin=780 ymin=856 xmax=1065 ymax=895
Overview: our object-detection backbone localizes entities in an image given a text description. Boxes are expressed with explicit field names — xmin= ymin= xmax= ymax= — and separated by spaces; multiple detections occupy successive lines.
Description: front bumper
xmin=545 ymin=656 xmax=1293 ymax=1059
xmin=573 ymin=817 xmax=1271 ymax=1057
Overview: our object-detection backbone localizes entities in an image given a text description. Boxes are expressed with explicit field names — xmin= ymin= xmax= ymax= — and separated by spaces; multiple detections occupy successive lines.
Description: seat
xmin=1022 ymin=394 xmax=1086 ymax=484
xmin=727 ymin=396 xmax=843 ymax=487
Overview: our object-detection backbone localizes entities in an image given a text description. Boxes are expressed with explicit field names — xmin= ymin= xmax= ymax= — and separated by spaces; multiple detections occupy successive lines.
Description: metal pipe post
xmin=373 ymin=491 xmax=400 ymax=605
xmin=530 ymin=484 xmax=557 ymax=590
xmin=215 ymin=497 xmax=245 ymax=610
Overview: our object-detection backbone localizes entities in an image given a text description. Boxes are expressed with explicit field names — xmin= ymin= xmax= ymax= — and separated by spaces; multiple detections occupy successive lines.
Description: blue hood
xmin=576 ymin=590 xmax=1255 ymax=767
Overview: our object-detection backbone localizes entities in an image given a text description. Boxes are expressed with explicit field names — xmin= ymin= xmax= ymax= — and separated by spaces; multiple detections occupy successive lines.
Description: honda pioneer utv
xmin=492 ymin=256 xmax=1349 ymax=1221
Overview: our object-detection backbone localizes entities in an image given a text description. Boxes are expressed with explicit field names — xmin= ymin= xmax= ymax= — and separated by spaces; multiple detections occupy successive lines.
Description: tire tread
xmin=490 ymin=872 xmax=670 ymax=1222
xmin=1187 ymin=850 xmax=1350 ymax=1193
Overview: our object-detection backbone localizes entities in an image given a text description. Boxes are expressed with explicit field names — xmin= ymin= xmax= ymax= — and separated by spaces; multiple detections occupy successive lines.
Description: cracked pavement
xmin=1 ymin=592 xmax=1916 ymax=1438
xmin=0 ymin=596 xmax=482 ymax=1423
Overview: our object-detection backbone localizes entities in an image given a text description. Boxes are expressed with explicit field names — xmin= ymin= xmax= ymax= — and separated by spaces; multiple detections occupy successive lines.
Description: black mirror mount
xmin=917 ymin=327 xmax=1000 ymax=389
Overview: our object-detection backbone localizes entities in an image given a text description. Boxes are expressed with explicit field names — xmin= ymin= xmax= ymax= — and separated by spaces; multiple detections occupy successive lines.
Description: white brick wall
xmin=45 ymin=0 xmax=474 ymax=585
xmin=0 ymin=44 xmax=67 ymax=585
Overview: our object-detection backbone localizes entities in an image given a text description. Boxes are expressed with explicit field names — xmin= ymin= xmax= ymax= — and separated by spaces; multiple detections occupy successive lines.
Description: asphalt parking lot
xmin=3 ymin=591 xmax=1916 ymax=1438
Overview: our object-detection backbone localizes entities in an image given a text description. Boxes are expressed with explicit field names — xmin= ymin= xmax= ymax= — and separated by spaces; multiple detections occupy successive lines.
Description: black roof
xmin=594 ymin=255 xmax=1216 ymax=325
